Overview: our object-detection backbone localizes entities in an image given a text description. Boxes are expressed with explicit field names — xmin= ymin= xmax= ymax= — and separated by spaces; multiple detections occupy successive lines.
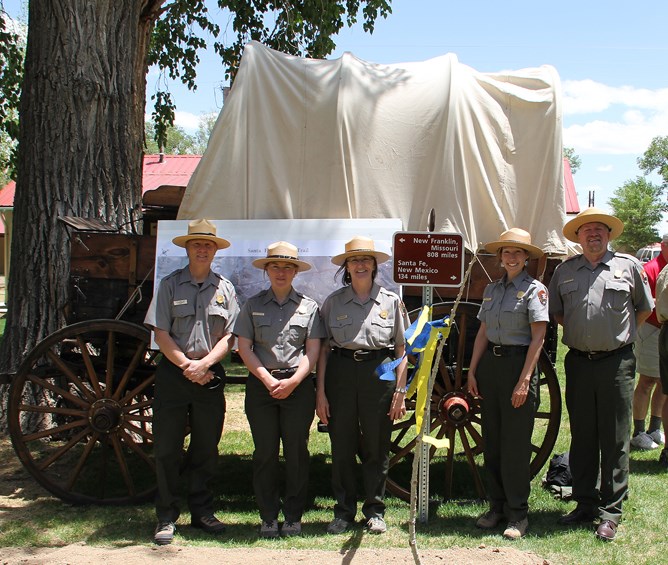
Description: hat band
xmin=265 ymin=254 xmax=299 ymax=261
xmin=346 ymin=248 xmax=375 ymax=253
xmin=188 ymin=231 xmax=216 ymax=237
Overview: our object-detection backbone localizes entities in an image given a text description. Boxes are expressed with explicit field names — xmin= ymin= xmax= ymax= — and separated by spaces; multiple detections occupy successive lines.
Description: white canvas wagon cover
xmin=179 ymin=41 xmax=567 ymax=254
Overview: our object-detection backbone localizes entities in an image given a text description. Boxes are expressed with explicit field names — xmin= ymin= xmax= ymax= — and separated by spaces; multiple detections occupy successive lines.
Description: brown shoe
xmin=503 ymin=518 xmax=528 ymax=540
xmin=595 ymin=520 xmax=617 ymax=541
xmin=476 ymin=510 xmax=504 ymax=529
xmin=191 ymin=515 xmax=226 ymax=534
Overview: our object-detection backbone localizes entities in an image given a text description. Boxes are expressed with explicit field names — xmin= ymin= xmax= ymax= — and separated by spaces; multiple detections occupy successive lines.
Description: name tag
xmin=336 ymin=314 xmax=348 ymax=320
xmin=252 ymin=312 xmax=265 ymax=316
xmin=173 ymin=299 xmax=188 ymax=306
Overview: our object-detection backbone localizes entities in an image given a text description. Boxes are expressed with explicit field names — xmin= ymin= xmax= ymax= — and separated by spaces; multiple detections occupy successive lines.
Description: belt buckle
xmin=492 ymin=345 xmax=502 ymax=357
xmin=353 ymin=350 xmax=365 ymax=361
xmin=587 ymin=351 xmax=599 ymax=360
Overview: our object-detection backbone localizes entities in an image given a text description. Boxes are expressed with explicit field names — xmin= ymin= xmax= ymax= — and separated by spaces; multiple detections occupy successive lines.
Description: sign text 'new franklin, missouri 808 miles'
xmin=392 ymin=232 xmax=464 ymax=287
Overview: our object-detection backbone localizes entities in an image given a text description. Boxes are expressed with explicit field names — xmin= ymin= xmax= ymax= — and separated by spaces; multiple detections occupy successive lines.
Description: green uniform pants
xmin=153 ymin=359 xmax=226 ymax=522
xmin=477 ymin=350 xmax=538 ymax=522
xmin=564 ymin=347 xmax=635 ymax=524
xmin=325 ymin=353 xmax=395 ymax=522
xmin=244 ymin=374 xmax=315 ymax=523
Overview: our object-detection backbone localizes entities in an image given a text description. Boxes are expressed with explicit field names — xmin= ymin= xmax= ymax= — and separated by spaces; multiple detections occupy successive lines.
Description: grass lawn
xmin=0 ymin=334 xmax=667 ymax=565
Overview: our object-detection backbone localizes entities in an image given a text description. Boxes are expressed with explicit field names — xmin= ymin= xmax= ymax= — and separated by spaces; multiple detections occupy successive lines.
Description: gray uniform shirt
xmin=233 ymin=287 xmax=325 ymax=369
xmin=144 ymin=267 xmax=240 ymax=358
xmin=548 ymin=250 xmax=654 ymax=352
xmin=321 ymin=283 xmax=410 ymax=350
xmin=478 ymin=270 xmax=549 ymax=346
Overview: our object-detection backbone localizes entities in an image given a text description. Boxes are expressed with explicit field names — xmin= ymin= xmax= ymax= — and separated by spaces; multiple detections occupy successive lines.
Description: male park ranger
xmin=144 ymin=219 xmax=240 ymax=545
xmin=548 ymin=208 xmax=653 ymax=542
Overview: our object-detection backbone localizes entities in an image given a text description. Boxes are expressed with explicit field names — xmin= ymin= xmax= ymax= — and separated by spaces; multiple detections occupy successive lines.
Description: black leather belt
xmin=569 ymin=343 xmax=633 ymax=361
xmin=332 ymin=347 xmax=392 ymax=361
xmin=270 ymin=368 xmax=297 ymax=379
xmin=487 ymin=343 xmax=529 ymax=357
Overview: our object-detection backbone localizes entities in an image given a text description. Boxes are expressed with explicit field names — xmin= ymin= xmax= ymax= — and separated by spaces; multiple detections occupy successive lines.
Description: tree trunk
xmin=0 ymin=0 xmax=161 ymax=427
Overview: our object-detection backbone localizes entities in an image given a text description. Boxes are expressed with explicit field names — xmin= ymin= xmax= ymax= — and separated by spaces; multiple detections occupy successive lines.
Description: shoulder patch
xmin=538 ymin=289 xmax=548 ymax=306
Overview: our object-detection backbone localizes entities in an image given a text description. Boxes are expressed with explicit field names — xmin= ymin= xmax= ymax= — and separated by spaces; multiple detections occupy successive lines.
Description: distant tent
xmin=180 ymin=41 xmax=568 ymax=255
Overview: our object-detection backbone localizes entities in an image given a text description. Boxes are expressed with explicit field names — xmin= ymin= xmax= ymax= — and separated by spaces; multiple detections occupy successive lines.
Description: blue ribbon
xmin=375 ymin=309 xmax=450 ymax=382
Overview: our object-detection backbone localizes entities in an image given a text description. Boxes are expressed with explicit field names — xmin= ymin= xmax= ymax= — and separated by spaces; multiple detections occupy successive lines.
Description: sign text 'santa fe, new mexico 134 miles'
xmin=392 ymin=232 xmax=464 ymax=287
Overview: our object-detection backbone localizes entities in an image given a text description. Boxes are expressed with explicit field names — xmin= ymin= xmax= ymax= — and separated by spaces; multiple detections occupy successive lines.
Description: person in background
xmin=653 ymin=264 xmax=668 ymax=469
xmin=144 ymin=219 xmax=240 ymax=545
xmin=234 ymin=242 xmax=324 ymax=538
xmin=630 ymin=234 xmax=668 ymax=450
xmin=549 ymin=208 xmax=653 ymax=542
xmin=316 ymin=236 xmax=409 ymax=535
xmin=467 ymin=228 xmax=548 ymax=540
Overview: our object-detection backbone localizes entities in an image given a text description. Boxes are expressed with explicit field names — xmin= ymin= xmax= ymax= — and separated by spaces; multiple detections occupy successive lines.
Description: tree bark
xmin=0 ymin=0 xmax=160 ymax=426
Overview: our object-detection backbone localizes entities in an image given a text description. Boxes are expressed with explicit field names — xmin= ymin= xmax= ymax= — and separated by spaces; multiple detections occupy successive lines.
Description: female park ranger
xmin=234 ymin=241 xmax=325 ymax=538
xmin=316 ymin=236 xmax=410 ymax=535
xmin=467 ymin=228 xmax=548 ymax=540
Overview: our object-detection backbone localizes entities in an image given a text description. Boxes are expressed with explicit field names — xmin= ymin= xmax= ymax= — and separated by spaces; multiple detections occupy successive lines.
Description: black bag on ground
xmin=542 ymin=452 xmax=572 ymax=500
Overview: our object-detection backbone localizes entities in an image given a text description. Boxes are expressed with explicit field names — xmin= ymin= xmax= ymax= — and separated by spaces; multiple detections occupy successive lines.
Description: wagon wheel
xmin=386 ymin=301 xmax=561 ymax=502
xmin=8 ymin=319 xmax=158 ymax=505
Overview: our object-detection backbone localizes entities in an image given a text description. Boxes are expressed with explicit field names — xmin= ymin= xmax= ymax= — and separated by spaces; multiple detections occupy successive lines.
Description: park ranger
xmin=548 ymin=207 xmax=653 ymax=542
xmin=235 ymin=241 xmax=325 ymax=539
xmin=317 ymin=236 xmax=410 ymax=535
xmin=145 ymin=219 xmax=240 ymax=545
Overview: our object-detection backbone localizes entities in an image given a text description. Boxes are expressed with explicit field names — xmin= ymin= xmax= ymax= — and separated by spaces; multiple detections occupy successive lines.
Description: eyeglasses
xmin=347 ymin=256 xmax=374 ymax=264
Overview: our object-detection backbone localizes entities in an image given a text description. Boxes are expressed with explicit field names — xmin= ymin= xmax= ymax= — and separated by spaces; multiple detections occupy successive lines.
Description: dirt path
xmin=1 ymin=544 xmax=549 ymax=564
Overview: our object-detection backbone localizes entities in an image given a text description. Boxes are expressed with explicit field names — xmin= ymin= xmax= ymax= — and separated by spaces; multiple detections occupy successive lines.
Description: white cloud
xmin=174 ymin=111 xmax=200 ymax=132
xmin=562 ymin=80 xmax=668 ymax=115
xmin=562 ymin=80 xmax=668 ymax=155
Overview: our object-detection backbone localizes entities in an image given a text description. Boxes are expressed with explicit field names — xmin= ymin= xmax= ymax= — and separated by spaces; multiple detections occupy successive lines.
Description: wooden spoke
xmin=76 ymin=336 xmax=104 ymax=397
xmin=66 ymin=432 xmax=101 ymax=490
xmin=45 ymin=350 xmax=96 ymax=403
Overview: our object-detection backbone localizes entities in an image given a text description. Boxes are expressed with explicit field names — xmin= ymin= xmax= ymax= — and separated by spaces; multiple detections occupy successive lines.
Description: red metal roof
xmin=0 ymin=155 xmax=202 ymax=209
xmin=142 ymin=154 xmax=201 ymax=192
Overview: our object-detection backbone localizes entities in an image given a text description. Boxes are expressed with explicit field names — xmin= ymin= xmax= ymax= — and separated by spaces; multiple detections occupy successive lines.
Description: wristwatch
xmin=394 ymin=386 xmax=407 ymax=394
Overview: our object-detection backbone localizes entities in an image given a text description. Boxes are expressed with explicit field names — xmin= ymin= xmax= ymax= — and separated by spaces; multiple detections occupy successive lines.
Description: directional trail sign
xmin=392 ymin=232 xmax=464 ymax=287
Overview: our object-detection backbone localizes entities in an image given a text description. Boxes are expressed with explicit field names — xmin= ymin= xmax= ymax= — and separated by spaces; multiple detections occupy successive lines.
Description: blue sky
xmin=5 ymin=0 xmax=668 ymax=234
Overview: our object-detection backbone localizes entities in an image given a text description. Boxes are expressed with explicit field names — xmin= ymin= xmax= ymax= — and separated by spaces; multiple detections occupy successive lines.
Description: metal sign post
xmin=392 ymin=211 xmax=465 ymax=524
xmin=418 ymin=283 xmax=432 ymax=523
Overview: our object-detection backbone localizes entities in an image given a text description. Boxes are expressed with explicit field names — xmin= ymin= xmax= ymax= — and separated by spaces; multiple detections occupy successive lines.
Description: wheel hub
xmin=89 ymin=399 xmax=123 ymax=433
xmin=438 ymin=392 xmax=472 ymax=426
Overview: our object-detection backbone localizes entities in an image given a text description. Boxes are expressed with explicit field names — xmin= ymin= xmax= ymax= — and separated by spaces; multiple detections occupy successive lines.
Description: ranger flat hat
xmin=331 ymin=235 xmax=391 ymax=266
xmin=484 ymin=228 xmax=544 ymax=259
xmin=562 ymin=207 xmax=624 ymax=243
xmin=172 ymin=218 xmax=231 ymax=249
xmin=252 ymin=241 xmax=311 ymax=272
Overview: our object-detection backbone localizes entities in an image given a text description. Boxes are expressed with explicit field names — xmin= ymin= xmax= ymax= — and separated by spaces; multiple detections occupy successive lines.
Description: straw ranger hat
xmin=562 ymin=207 xmax=624 ymax=243
xmin=484 ymin=228 xmax=544 ymax=259
xmin=252 ymin=241 xmax=311 ymax=272
xmin=331 ymin=235 xmax=391 ymax=266
xmin=172 ymin=219 xmax=231 ymax=249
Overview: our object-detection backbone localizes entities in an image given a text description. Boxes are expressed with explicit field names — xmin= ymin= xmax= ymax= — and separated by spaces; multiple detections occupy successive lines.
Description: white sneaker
xmin=366 ymin=516 xmax=387 ymax=534
xmin=648 ymin=429 xmax=665 ymax=446
xmin=631 ymin=432 xmax=659 ymax=450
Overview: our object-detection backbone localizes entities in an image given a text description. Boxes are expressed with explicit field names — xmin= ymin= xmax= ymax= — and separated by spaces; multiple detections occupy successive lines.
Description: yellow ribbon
xmin=405 ymin=307 xmax=451 ymax=448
